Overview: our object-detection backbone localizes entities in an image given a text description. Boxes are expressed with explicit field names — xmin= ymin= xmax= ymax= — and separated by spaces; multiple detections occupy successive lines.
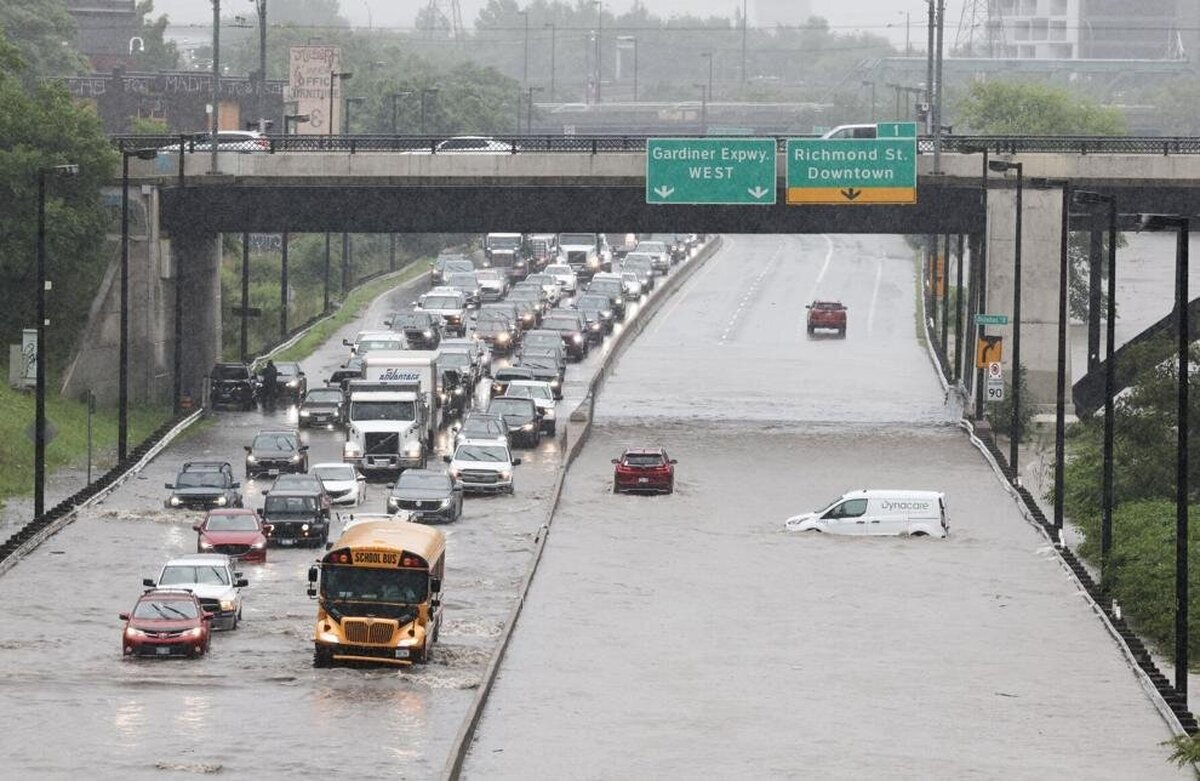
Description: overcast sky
xmin=155 ymin=0 xmax=927 ymax=50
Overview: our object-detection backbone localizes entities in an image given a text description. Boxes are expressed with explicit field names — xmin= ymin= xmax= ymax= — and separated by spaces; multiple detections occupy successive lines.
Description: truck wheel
xmin=313 ymin=646 xmax=333 ymax=668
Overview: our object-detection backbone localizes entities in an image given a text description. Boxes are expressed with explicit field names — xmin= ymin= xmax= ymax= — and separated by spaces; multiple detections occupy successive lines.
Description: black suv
xmin=260 ymin=489 xmax=329 ymax=547
xmin=386 ymin=310 xmax=442 ymax=350
xmin=271 ymin=362 xmax=307 ymax=402
xmin=541 ymin=310 xmax=590 ymax=361
xmin=165 ymin=461 xmax=243 ymax=509
xmin=486 ymin=396 xmax=542 ymax=448
xmin=299 ymin=387 xmax=345 ymax=428
xmin=244 ymin=428 xmax=308 ymax=478
xmin=328 ymin=357 xmax=364 ymax=391
xmin=385 ymin=469 xmax=463 ymax=523
xmin=210 ymin=363 xmax=260 ymax=410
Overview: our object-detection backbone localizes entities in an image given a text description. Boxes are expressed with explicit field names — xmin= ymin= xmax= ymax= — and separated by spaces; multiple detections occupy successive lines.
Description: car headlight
xmin=169 ymin=496 xmax=181 ymax=506
xmin=590 ymin=323 xmax=601 ymax=331
xmin=318 ymin=629 xmax=340 ymax=644
xmin=499 ymin=471 xmax=512 ymax=480
xmin=544 ymin=408 xmax=555 ymax=418
xmin=286 ymin=380 xmax=298 ymax=387
xmin=214 ymin=496 xmax=227 ymax=506
xmin=572 ymin=334 xmax=583 ymax=343
xmin=290 ymin=453 xmax=302 ymax=462
xmin=550 ymin=379 xmax=560 ymax=388
xmin=246 ymin=455 xmax=258 ymax=463
xmin=405 ymin=445 xmax=422 ymax=456
xmin=199 ymin=540 xmax=214 ymax=549
xmin=522 ymin=313 xmax=533 ymax=322
xmin=520 ymin=423 xmax=534 ymax=431
xmin=300 ymin=410 xmax=311 ymax=417
xmin=453 ymin=388 xmax=464 ymax=396
xmin=387 ymin=498 xmax=399 ymax=510
xmin=438 ymin=498 xmax=452 ymax=508
xmin=496 ymin=333 xmax=509 ymax=342
xmin=301 ymin=524 xmax=310 ymax=532
xmin=252 ymin=541 xmax=265 ymax=549
xmin=220 ymin=599 xmax=235 ymax=612
xmin=125 ymin=627 xmax=147 ymax=638
xmin=423 ymin=330 xmax=433 ymax=338
xmin=187 ymin=627 xmax=204 ymax=638
xmin=449 ymin=468 xmax=461 ymax=479
xmin=439 ymin=392 xmax=449 ymax=403
xmin=601 ymin=310 xmax=612 ymax=318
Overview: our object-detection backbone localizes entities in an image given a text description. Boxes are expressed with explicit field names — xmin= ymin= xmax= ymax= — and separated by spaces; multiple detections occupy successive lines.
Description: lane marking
xmin=641 ymin=235 xmax=735 ymax=341
xmin=720 ymin=241 xmax=783 ymax=344
xmin=867 ymin=258 xmax=883 ymax=337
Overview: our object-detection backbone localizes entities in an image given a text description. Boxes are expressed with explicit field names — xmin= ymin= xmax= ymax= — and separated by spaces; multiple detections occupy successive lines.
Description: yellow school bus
xmin=307 ymin=520 xmax=445 ymax=667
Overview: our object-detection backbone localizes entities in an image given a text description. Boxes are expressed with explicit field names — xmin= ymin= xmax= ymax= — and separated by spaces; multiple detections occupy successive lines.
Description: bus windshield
xmin=322 ymin=566 xmax=428 ymax=604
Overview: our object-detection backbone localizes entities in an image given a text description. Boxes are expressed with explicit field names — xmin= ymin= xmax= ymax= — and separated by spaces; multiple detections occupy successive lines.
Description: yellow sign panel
xmin=786 ymin=186 xmax=917 ymax=205
xmin=975 ymin=336 xmax=1003 ymax=368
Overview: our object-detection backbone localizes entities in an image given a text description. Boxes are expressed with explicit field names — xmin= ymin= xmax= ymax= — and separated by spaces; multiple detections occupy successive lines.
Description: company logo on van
xmin=881 ymin=500 xmax=930 ymax=511
xmin=379 ymin=369 xmax=421 ymax=382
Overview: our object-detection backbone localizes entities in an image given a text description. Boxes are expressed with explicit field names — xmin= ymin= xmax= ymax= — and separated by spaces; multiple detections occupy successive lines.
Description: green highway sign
xmin=646 ymin=138 xmax=777 ymax=205
xmin=877 ymin=121 xmax=918 ymax=138
xmin=975 ymin=313 xmax=1009 ymax=326
xmin=786 ymin=137 xmax=918 ymax=205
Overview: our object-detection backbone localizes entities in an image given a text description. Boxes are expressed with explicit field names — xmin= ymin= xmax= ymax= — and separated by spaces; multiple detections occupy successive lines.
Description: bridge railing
xmin=111 ymin=134 xmax=1200 ymax=156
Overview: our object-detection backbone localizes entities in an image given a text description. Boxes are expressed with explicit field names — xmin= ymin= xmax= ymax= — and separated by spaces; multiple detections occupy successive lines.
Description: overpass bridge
xmin=92 ymin=134 xmax=1200 ymax=415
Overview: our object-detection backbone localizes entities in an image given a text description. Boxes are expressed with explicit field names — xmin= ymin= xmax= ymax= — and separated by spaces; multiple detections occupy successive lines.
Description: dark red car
xmin=193 ymin=508 xmax=269 ymax=562
xmin=806 ymin=300 xmax=847 ymax=337
xmin=120 ymin=589 xmax=213 ymax=658
xmin=612 ymin=448 xmax=677 ymax=494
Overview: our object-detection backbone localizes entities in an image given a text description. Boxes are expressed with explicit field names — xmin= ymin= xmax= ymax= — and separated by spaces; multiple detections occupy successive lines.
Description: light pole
xmin=593 ymin=0 xmax=603 ymax=103
xmin=1074 ymin=190 xmax=1118 ymax=584
xmin=250 ymin=0 xmax=267 ymax=130
xmin=420 ymin=88 xmax=439 ymax=135
xmin=328 ymin=70 xmax=353 ymax=135
xmin=391 ymin=91 xmax=412 ymax=134
xmin=618 ymin=35 xmax=638 ymax=101
xmin=520 ymin=9 xmax=529 ymax=92
xmin=526 ymin=86 xmax=543 ymax=133
xmin=35 ymin=163 xmax=79 ymax=518
xmin=545 ymin=22 xmax=557 ymax=101
xmin=1138 ymin=213 xmax=1190 ymax=701
xmin=741 ymin=0 xmax=748 ymax=83
xmin=932 ymin=0 xmax=946 ymax=174
xmin=119 ymin=148 xmax=157 ymax=462
xmin=694 ymin=82 xmax=707 ymax=134
xmin=209 ymin=0 xmax=221 ymax=175
xmin=701 ymin=51 xmax=714 ymax=115
xmin=989 ymin=159 xmax=1024 ymax=481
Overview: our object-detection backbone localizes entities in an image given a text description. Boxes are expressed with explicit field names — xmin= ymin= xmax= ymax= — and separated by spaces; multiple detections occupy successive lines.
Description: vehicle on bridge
xmin=164 ymin=461 xmax=243 ymax=509
xmin=784 ymin=489 xmax=949 ymax=537
xmin=308 ymin=521 xmax=446 ymax=667
xmin=120 ymin=589 xmax=213 ymax=659
xmin=806 ymin=300 xmax=847 ymax=337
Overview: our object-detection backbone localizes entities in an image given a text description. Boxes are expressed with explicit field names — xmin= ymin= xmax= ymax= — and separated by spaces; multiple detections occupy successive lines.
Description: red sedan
xmin=194 ymin=508 xmax=269 ymax=562
xmin=612 ymin=448 xmax=677 ymax=495
xmin=120 ymin=589 xmax=212 ymax=658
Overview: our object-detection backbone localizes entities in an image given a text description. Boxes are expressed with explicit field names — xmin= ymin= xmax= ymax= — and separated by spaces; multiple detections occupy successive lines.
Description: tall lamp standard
xmin=420 ymin=88 xmax=439 ymax=135
xmin=1139 ymin=213 xmax=1191 ymax=701
xmin=327 ymin=70 xmax=353 ymax=136
xmin=861 ymin=80 xmax=876 ymax=122
xmin=34 ymin=163 xmax=80 ymax=518
xmin=520 ymin=9 xmax=529 ymax=92
xmin=525 ymin=86 xmax=543 ymax=133
xmin=250 ymin=0 xmax=268 ymax=130
xmin=1074 ymin=190 xmax=1118 ymax=583
xmin=593 ymin=1 xmax=603 ymax=103
xmin=119 ymin=148 xmax=158 ymax=462
xmin=618 ymin=35 xmax=638 ymax=101
xmin=694 ymin=83 xmax=707 ymax=134
xmin=701 ymin=51 xmax=714 ymax=119
xmin=208 ymin=0 xmax=221 ymax=175
xmin=988 ymin=159 xmax=1024 ymax=480
xmin=959 ymin=144 xmax=989 ymax=418
xmin=544 ymin=22 xmax=557 ymax=101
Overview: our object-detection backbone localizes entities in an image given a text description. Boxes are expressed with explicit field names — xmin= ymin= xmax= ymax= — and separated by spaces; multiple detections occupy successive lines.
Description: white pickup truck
xmin=343 ymin=351 xmax=440 ymax=476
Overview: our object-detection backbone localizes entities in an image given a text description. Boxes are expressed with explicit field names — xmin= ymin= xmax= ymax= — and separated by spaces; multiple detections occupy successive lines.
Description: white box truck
xmin=343 ymin=350 xmax=441 ymax=476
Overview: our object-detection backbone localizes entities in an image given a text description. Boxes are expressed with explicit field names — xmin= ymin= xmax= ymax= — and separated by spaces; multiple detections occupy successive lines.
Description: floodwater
xmin=0 ymin=257 xmax=668 ymax=777
xmin=464 ymin=234 xmax=1186 ymax=778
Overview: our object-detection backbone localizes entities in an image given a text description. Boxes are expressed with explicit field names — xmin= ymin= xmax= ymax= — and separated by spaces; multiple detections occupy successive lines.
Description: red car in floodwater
xmin=194 ymin=508 xmax=269 ymax=562
xmin=120 ymin=589 xmax=213 ymax=658
xmin=806 ymin=300 xmax=847 ymax=337
xmin=612 ymin=447 xmax=677 ymax=495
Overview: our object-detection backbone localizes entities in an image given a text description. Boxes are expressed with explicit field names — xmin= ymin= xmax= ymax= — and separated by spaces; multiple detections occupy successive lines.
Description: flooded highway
xmin=0 ymin=256 xmax=670 ymax=776
xmin=464 ymin=234 xmax=1186 ymax=778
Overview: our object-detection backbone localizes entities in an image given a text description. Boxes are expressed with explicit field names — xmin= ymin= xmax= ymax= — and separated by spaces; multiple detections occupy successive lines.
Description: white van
xmin=785 ymin=489 xmax=948 ymax=537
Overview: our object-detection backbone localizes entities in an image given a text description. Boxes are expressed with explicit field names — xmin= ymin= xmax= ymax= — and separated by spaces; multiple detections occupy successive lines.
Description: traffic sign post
xmin=988 ymin=361 xmax=1003 ymax=380
xmin=976 ymin=335 xmax=1003 ymax=368
xmin=986 ymin=376 xmax=1005 ymax=402
xmin=975 ymin=313 xmax=1009 ymax=326
xmin=646 ymin=138 xmax=777 ymax=205
xmin=786 ymin=137 xmax=917 ymax=205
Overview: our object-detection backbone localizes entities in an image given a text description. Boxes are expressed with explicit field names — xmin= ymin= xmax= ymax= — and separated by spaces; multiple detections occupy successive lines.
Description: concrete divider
xmin=441 ymin=237 xmax=724 ymax=781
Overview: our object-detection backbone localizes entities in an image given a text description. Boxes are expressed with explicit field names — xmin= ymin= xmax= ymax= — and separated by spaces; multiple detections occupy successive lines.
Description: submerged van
xmin=785 ymin=489 xmax=948 ymax=537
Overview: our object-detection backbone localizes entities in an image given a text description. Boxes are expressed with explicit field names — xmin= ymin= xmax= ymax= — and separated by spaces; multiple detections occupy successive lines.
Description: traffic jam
xmin=125 ymin=231 xmax=703 ymax=666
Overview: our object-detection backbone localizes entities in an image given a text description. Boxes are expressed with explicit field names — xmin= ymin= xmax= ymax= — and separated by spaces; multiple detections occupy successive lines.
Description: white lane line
xmin=867 ymin=258 xmax=883 ymax=337
xmin=641 ymin=235 xmax=734 ymax=341
xmin=720 ymin=241 xmax=783 ymax=344
xmin=795 ymin=234 xmax=836 ymax=340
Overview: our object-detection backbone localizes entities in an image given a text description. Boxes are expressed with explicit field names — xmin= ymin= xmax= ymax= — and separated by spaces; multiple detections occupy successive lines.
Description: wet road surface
xmin=0 ymin=256 xmax=675 ymax=776
xmin=464 ymin=234 xmax=1185 ymax=778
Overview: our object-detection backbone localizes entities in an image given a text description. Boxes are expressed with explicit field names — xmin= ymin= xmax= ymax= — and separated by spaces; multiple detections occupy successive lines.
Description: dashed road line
xmin=794 ymin=234 xmax=836 ymax=340
xmin=867 ymin=258 xmax=883 ymax=337
xmin=720 ymin=241 xmax=783 ymax=344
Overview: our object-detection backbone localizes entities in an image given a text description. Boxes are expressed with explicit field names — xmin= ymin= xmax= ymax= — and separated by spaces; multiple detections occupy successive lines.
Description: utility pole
xmin=209 ymin=0 xmax=220 ymax=175
xmin=741 ymin=0 xmax=748 ymax=84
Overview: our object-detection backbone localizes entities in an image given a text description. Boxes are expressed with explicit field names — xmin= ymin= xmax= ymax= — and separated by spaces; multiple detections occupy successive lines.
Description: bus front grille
xmin=343 ymin=619 xmax=396 ymax=645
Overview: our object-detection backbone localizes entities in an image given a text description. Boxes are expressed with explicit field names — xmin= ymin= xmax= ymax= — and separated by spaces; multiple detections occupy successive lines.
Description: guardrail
xmin=111 ymin=134 xmax=1200 ymax=157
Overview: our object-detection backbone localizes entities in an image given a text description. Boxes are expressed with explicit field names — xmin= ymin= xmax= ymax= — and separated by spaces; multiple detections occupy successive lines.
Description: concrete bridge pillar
xmin=171 ymin=230 xmax=222 ymax=407
xmin=985 ymin=185 xmax=1067 ymax=412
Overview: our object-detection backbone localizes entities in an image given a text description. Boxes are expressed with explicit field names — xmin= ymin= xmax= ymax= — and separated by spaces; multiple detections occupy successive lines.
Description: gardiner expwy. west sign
xmin=785 ymin=137 xmax=917 ymax=205
xmin=646 ymin=138 xmax=777 ymax=205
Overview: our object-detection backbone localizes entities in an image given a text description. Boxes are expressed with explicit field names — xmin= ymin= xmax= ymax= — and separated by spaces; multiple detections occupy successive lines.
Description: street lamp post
xmin=521 ymin=10 xmax=529 ymax=92
xmin=209 ymin=0 xmax=221 ymax=175
xmin=526 ymin=86 xmax=544 ymax=133
xmin=391 ymin=91 xmax=412 ymax=134
xmin=545 ymin=23 xmax=556 ymax=102
xmin=694 ymin=83 xmax=707 ymax=134
xmin=702 ymin=52 xmax=714 ymax=119
xmin=989 ymin=159 xmax=1024 ymax=480
xmin=420 ymin=88 xmax=439 ymax=135
xmin=594 ymin=1 xmax=603 ymax=103
xmin=959 ymin=145 xmax=989 ymax=419
xmin=618 ymin=35 xmax=638 ymax=102
xmin=119 ymin=148 xmax=157 ymax=462
xmin=861 ymin=80 xmax=876 ymax=122
xmin=35 ymin=163 xmax=79 ymax=518
xmin=251 ymin=0 xmax=267 ymax=130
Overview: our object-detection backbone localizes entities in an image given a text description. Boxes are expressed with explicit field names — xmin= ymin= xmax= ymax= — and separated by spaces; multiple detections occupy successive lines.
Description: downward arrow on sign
xmin=653 ymin=186 xmax=675 ymax=198
xmin=841 ymin=188 xmax=862 ymax=201
xmin=747 ymin=186 xmax=770 ymax=199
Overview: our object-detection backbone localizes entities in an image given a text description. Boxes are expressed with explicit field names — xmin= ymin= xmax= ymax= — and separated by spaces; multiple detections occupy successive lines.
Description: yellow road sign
xmin=976 ymin=336 xmax=1003 ymax=368
xmin=786 ymin=186 xmax=917 ymax=205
